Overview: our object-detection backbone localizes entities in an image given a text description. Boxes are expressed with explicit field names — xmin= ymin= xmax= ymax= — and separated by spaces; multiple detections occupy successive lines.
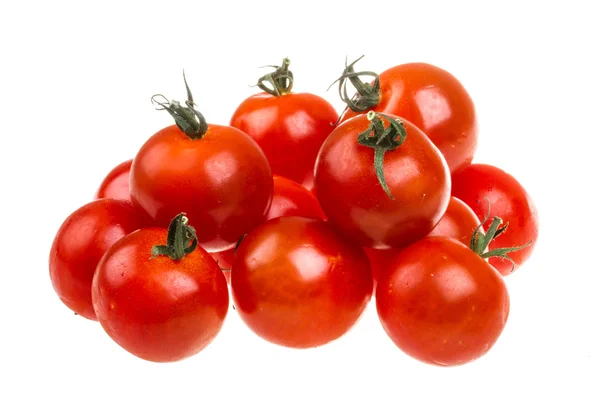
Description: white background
xmin=1 ymin=1 xmax=598 ymax=415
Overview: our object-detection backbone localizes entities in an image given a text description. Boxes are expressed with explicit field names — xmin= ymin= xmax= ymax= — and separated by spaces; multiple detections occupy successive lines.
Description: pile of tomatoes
xmin=48 ymin=56 xmax=539 ymax=366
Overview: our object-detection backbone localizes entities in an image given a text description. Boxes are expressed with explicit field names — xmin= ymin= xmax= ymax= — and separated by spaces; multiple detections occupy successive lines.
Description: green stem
xmin=357 ymin=111 xmax=407 ymax=199
xmin=254 ymin=57 xmax=294 ymax=96
xmin=328 ymin=55 xmax=381 ymax=117
xmin=151 ymin=71 xmax=208 ymax=139
xmin=151 ymin=213 xmax=198 ymax=261
xmin=469 ymin=200 xmax=532 ymax=272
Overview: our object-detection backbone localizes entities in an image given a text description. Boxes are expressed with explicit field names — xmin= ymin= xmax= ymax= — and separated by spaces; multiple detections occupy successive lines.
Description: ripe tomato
xmin=49 ymin=198 xmax=141 ymax=320
xmin=130 ymin=75 xmax=273 ymax=252
xmin=376 ymin=236 xmax=510 ymax=366
xmin=314 ymin=111 xmax=451 ymax=249
xmin=95 ymin=159 xmax=132 ymax=202
xmin=451 ymin=163 xmax=539 ymax=275
xmin=231 ymin=216 xmax=373 ymax=348
xmin=230 ymin=58 xmax=339 ymax=189
xmin=334 ymin=57 xmax=477 ymax=174
xmin=92 ymin=214 xmax=229 ymax=363
xmin=365 ymin=196 xmax=480 ymax=284
xmin=211 ymin=174 xmax=326 ymax=283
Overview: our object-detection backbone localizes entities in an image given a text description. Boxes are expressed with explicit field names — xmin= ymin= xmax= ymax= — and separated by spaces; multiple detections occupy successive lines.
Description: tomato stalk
xmin=470 ymin=203 xmax=532 ymax=272
xmin=151 ymin=213 xmax=198 ymax=260
xmin=254 ymin=57 xmax=294 ymax=96
xmin=357 ymin=111 xmax=407 ymax=199
xmin=329 ymin=55 xmax=380 ymax=122
xmin=151 ymin=71 xmax=209 ymax=139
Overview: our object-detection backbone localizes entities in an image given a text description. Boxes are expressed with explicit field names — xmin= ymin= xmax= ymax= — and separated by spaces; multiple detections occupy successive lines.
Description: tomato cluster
xmin=48 ymin=57 xmax=539 ymax=366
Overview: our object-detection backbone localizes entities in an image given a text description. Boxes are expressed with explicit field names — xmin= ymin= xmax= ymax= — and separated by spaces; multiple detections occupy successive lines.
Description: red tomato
xmin=335 ymin=58 xmax=477 ymax=174
xmin=365 ymin=196 xmax=480 ymax=284
xmin=130 ymin=77 xmax=273 ymax=252
xmin=211 ymin=174 xmax=326 ymax=283
xmin=451 ymin=163 xmax=539 ymax=275
xmin=231 ymin=216 xmax=373 ymax=348
xmin=314 ymin=111 xmax=451 ymax=249
xmin=92 ymin=214 xmax=229 ymax=363
xmin=230 ymin=58 xmax=339 ymax=189
xmin=95 ymin=159 xmax=132 ymax=202
xmin=376 ymin=236 xmax=510 ymax=366
xmin=49 ymin=199 xmax=141 ymax=320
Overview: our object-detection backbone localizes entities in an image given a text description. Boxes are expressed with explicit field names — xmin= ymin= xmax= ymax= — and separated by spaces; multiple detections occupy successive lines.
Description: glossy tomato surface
xmin=49 ymin=199 xmax=141 ymax=320
xmin=230 ymin=92 xmax=338 ymax=189
xmin=231 ymin=217 xmax=373 ymax=348
xmin=376 ymin=237 xmax=510 ymax=366
xmin=314 ymin=113 xmax=451 ymax=249
xmin=95 ymin=159 xmax=132 ymax=202
xmin=341 ymin=62 xmax=477 ymax=174
xmin=92 ymin=227 xmax=229 ymax=363
xmin=130 ymin=124 xmax=273 ymax=252
xmin=452 ymin=163 xmax=539 ymax=275
xmin=365 ymin=196 xmax=480 ymax=285
xmin=210 ymin=175 xmax=326 ymax=283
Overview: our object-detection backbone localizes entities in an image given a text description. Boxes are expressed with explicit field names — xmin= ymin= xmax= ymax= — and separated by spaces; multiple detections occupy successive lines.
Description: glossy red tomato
xmin=365 ymin=196 xmax=480 ymax=284
xmin=230 ymin=58 xmax=338 ymax=189
xmin=376 ymin=236 xmax=510 ymax=366
xmin=92 ymin=214 xmax=229 ymax=362
xmin=95 ymin=159 xmax=132 ymax=202
xmin=451 ymin=163 xmax=539 ymax=275
xmin=335 ymin=58 xmax=477 ymax=174
xmin=130 ymin=78 xmax=273 ymax=252
xmin=231 ymin=216 xmax=373 ymax=348
xmin=211 ymin=174 xmax=326 ymax=283
xmin=314 ymin=111 xmax=451 ymax=249
xmin=49 ymin=199 xmax=141 ymax=320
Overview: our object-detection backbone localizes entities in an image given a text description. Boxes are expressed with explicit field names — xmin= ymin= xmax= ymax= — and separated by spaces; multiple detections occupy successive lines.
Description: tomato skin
xmin=92 ymin=227 xmax=229 ymax=363
xmin=230 ymin=92 xmax=338 ymax=190
xmin=342 ymin=62 xmax=477 ymax=174
xmin=210 ymin=175 xmax=326 ymax=283
xmin=231 ymin=217 xmax=373 ymax=348
xmin=95 ymin=159 xmax=133 ymax=202
xmin=48 ymin=199 xmax=142 ymax=320
xmin=365 ymin=196 xmax=480 ymax=285
xmin=376 ymin=237 xmax=510 ymax=366
xmin=451 ymin=163 xmax=539 ymax=276
xmin=314 ymin=113 xmax=451 ymax=249
xmin=130 ymin=124 xmax=273 ymax=252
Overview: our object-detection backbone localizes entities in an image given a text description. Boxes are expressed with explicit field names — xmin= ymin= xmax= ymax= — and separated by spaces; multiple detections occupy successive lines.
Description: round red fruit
xmin=49 ymin=198 xmax=141 ymax=320
xmin=95 ymin=159 xmax=133 ymax=202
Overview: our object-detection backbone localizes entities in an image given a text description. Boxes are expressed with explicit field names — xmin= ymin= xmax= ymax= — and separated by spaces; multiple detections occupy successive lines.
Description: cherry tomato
xmin=376 ymin=236 xmax=510 ymax=366
xmin=365 ymin=196 xmax=480 ymax=285
xmin=451 ymin=163 xmax=539 ymax=276
xmin=130 ymin=76 xmax=273 ymax=252
xmin=92 ymin=214 xmax=229 ymax=363
xmin=231 ymin=216 xmax=373 ymax=348
xmin=230 ymin=58 xmax=339 ymax=189
xmin=49 ymin=198 xmax=141 ymax=320
xmin=211 ymin=174 xmax=326 ymax=283
xmin=314 ymin=111 xmax=451 ymax=249
xmin=335 ymin=58 xmax=477 ymax=174
xmin=95 ymin=159 xmax=132 ymax=202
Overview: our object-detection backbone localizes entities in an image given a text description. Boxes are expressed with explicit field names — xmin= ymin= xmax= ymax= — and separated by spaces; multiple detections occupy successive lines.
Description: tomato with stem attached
xmin=95 ymin=159 xmax=133 ymax=202
xmin=92 ymin=213 xmax=229 ymax=363
xmin=130 ymin=73 xmax=273 ymax=252
xmin=451 ymin=163 xmax=539 ymax=276
xmin=211 ymin=174 xmax=327 ymax=283
xmin=231 ymin=216 xmax=373 ymax=348
xmin=49 ymin=198 xmax=142 ymax=320
xmin=314 ymin=110 xmax=451 ymax=249
xmin=376 ymin=215 xmax=528 ymax=366
xmin=230 ymin=58 xmax=339 ymax=190
xmin=331 ymin=56 xmax=477 ymax=174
